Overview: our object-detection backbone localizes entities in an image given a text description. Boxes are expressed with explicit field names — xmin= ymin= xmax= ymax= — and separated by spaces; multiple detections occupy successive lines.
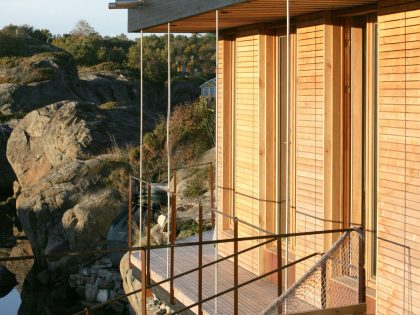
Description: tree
xmin=70 ymin=19 xmax=97 ymax=36
xmin=32 ymin=29 xmax=53 ymax=42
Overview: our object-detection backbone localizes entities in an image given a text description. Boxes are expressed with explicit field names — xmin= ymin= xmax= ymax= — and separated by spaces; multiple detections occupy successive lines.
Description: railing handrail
xmin=214 ymin=209 xmax=275 ymax=235
xmin=131 ymin=161 xmax=214 ymax=183
xmin=72 ymin=248 xmax=324 ymax=315
xmin=0 ymin=228 xmax=356 ymax=263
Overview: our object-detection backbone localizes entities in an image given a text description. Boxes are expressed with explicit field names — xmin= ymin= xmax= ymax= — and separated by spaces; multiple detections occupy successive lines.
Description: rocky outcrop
xmin=0 ymin=52 xmax=80 ymax=114
xmin=5 ymin=99 xmax=145 ymax=276
xmin=4 ymin=241 xmax=33 ymax=287
xmin=77 ymin=72 xmax=139 ymax=106
xmin=69 ymin=257 xmax=126 ymax=306
xmin=0 ymin=51 xmax=142 ymax=116
xmin=7 ymin=100 xmax=140 ymax=189
xmin=0 ymin=124 xmax=16 ymax=198
xmin=6 ymin=103 xmax=61 ymax=188
xmin=0 ymin=50 xmax=205 ymax=120
xmin=15 ymin=157 xmax=127 ymax=275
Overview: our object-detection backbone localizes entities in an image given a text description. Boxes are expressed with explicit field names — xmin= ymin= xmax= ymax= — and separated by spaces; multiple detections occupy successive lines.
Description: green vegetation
xmin=0 ymin=112 xmax=26 ymax=122
xmin=0 ymin=21 xmax=216 ymax=90
xmin=141 ymin=98 xmax=215 ymax=182
xmin=0 ymin=51 xmax=77 ymax=84
xmin=184 ymin=167 xmax=210 ymax=198
xmin=0 ymin=25 xmax=55 ymax=57
xmin=177 ymin=219 xmax=212 ymax=240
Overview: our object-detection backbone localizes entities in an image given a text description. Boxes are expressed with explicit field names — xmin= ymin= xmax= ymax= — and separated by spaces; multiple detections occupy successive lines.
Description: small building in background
xmin=200 ymin=78 xmax=216 ymax=98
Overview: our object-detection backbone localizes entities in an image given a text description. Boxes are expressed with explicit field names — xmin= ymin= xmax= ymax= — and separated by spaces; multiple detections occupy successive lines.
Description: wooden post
xmin=128 ymin=177 xmax=133 ymax=267
xmin=141 ymin=248 xmax=147 ymax=315
xmin=209 ymin=162 xmax=215 ymax=227
xmin=147 ymin=183 xmax=152 ymax=285
xmin=173 ymin=169 xmax=177 ymax=197
xmin=85 ymin=307 xmax=90 ymax=315
xmin=233 ymin=218 xmax=238 ymax=315
xmin=170 ymin=191 xmax=177 ymax=305
xmin=198 ymin=203 xmax=203 ymax=315
xmin=321 ymin=264 xmax=327 ymax=309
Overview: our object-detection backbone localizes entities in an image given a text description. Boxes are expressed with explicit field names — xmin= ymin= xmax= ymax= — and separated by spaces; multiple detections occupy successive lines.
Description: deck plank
xmin=132 ymin=231 xmax=278 ymax=315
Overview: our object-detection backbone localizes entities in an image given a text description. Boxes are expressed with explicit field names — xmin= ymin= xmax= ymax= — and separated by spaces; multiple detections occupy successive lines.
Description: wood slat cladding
xmin=139 ymin=0 xmax=377 ymax=33
xmin=216 ymin=33 xmax=261 ymax=275
xmin=233 ymin=33 xmax=261 ymax=274
xmin=377 ymin=1 xmax=420 ymax=314
xmin=294 ymin=22 xmax=326 ymax=280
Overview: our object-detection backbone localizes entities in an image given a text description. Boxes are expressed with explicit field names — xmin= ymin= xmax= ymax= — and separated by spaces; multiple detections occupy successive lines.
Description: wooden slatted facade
xmin=215 ymin=2 xmax=420 ymax=313
xmin=217 ymin=33 xmax=262 ymax=275
xmin=377 ymin=1 xmax=420 ymax=314
xmin=123 ymin=0 xmax=420 ymax=313
xmin=295 ymin=22 xmax=326 ymax=279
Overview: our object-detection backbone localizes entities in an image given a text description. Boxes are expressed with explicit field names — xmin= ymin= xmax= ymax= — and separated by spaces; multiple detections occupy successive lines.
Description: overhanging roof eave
xmin=127 ymin=0 xmax=249 ymax=33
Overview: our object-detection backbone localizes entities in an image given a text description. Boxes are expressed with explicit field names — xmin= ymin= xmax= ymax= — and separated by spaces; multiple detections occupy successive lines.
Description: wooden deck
xmin=131 ymin=230 xmax=278 ymax=315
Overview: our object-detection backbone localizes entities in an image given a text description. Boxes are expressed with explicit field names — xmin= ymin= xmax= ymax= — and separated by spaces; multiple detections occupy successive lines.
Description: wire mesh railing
xmin=260 ymin=229 xmax=364 ymax=315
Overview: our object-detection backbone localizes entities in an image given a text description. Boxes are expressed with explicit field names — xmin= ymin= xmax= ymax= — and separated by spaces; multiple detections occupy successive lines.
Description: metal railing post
xmin=209 ymin=162 xmax=215 ymax=228
xmin=128 ymin=177 xmax=133 ymax=267
xmin=198 ymin=203 xmax=204 ymax=315
xmin=358 ymin=230 xmax=366 ymax=304
xmin=141 ymin=248 xmax=147 ymax=315
xmin=170 ymin=191 xmax=177 ymax=305
xmin=234 ymin=218 xmax=239 ymax=315
xmin=147 ymin=183 xmax=152 ymax=285
xmin=321 ymin=263 xmax=327 ymax=309
xmin=277 ymin=234 xmax=283 ymax=313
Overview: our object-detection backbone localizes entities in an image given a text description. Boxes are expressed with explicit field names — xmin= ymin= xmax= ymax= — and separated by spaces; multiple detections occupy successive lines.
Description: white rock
xmin=157 ymin=215 xmax=167 ymax=228
xmin=96 ymin=289 xmax=110 ymax=303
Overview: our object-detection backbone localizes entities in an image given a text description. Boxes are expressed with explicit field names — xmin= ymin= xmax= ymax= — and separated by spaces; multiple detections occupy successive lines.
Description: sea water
xmin=0 ymin=289 xmax=21 ymax=315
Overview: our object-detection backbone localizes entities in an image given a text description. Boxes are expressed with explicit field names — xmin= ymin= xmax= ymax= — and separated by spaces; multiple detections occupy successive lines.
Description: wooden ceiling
xmin=139 ymin=0 xmax=378 ymax=33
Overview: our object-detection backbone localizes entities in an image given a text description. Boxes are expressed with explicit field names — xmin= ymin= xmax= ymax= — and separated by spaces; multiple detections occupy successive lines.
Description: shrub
xmin=183 ymin=167 xmax=209 ymax=198
xmin=141 ymin=98 xmax=215 ymax=182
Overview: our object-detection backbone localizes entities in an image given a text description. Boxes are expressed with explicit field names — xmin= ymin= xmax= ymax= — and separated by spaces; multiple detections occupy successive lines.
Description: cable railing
xmin=123 ymin=162 xmax=366 ymax=315
xmin=129 ymin=226 xmax=359 ymax=315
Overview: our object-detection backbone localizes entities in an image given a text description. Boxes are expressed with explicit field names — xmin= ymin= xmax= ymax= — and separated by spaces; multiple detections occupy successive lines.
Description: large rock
xmin=77 ymin=72 xmax=139 ymax=106
xmin=0 ymin=124 xmax=16 ymax=199
xmin=16 ymin=157 xmax=127 ymax=275
xmin=0 ymin=52 xmax=80 ymax=114
xmin=5 ymin=99 xmax=142 ymax=277
xmin=6 ymin=103 xmax=60 ymax=188
xmin=4 ymin=241 xmax=34 ymax=287
xmin=0 ymin=51 xmax=142 ymax=116
xmin=7 ymin=100 xmax=140 ymax=189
